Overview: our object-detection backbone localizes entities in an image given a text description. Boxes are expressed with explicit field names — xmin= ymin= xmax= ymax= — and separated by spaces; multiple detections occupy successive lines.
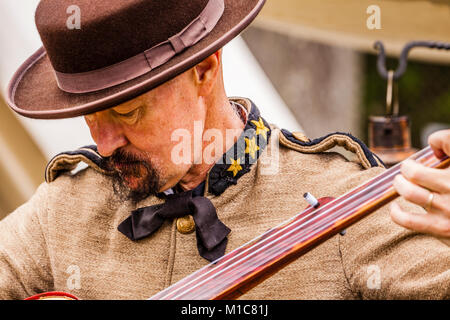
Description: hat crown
xmin=35 ymin=0 xmax=210 ymax=74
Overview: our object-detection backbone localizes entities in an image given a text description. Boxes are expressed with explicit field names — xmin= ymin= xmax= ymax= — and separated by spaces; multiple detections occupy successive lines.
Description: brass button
xmin=177 ymin=215 xmax=195 ymax=234
xmin=292 ymin=132 xmax=310 ymax=143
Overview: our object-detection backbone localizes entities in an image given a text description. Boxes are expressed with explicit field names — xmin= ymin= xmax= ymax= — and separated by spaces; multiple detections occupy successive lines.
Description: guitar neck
xmin=149 ymin=147 xmax=449 ymax=300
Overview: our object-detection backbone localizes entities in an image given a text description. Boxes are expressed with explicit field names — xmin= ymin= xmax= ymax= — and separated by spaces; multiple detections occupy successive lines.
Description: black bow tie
xmin=118 ymin=182 xmax=231 ymax=262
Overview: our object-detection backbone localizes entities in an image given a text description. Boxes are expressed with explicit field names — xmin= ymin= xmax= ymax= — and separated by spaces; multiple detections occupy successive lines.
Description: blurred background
xmin=0 ymin=0 xmax=449 ymax=218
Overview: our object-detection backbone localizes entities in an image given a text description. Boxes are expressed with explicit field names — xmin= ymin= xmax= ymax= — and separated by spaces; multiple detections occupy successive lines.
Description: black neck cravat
xmin=118 ymin=182 xmax=230 ymax=262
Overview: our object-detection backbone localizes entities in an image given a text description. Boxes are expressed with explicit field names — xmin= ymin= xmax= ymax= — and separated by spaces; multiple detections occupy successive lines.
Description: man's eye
xmin=119 ymin=110 xmax=136 ymax=117
xmin=116 ymin=109 xmax=138 ymax=118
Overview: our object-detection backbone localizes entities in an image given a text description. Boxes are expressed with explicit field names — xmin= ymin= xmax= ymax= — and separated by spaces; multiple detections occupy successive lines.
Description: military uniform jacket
xmin=0 ymin=98 xmax=449 ymax=300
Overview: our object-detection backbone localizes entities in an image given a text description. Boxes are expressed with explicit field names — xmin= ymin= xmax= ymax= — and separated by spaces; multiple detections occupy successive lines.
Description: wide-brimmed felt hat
xmin=6 ymin=0 xmax=265 ymax=119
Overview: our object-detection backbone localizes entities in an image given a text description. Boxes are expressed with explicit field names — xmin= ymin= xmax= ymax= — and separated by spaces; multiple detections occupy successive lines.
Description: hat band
xmin=54 ymin=0 xmax=225 ymax=94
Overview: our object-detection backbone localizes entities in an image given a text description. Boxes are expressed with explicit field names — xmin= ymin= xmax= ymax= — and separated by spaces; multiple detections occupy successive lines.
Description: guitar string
xmin=156 ymin=148 xmax=436 ymax=299
xmin=196 ymin=152 xmax=447 ymax=299
xmin=153 ymin=148 xmax=436 ymax=299
xmin=153 ymin=148 xmax=435 ymax=299
xmin=162 ymin=151 xmax=442 ymax=299
xmin=194 ymin=152 xmax=446 ymax=299
xmin=184 ymin=152 xmax=443 ymax=299
xmin=185 ymin=169 xmax=404 ymax=299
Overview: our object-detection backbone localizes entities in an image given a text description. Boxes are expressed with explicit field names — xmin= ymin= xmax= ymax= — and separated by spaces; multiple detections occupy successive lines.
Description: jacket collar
xmin=206 ymin=98 xmax=271 ymax=196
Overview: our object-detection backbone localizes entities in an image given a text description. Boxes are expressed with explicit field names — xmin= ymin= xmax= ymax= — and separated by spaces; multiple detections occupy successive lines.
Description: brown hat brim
xmin=7 ymin=0 xmax=265 ymax=119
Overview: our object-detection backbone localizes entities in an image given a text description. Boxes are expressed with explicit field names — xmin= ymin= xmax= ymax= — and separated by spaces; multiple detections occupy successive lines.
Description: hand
xmin=390 ymin=130 xmax=450 ymax=238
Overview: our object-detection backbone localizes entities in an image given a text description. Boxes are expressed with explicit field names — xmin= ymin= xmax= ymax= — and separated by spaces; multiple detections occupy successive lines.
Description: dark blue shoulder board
xmin=45 ymin=145 xmax=112 ymax=183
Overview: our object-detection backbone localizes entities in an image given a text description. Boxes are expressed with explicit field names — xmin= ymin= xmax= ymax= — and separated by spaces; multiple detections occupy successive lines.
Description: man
xmin=1 ymin=0 xmax=449 ymax=300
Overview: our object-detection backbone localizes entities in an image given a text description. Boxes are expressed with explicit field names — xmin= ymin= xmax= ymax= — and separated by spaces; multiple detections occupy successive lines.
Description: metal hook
xmin=374 ymin=40 xmax=450 ymax=81
xmin=386 ymin=70 xmax=394 ymax=115
xmin=386 ymin=70 xmax=399 ymax=116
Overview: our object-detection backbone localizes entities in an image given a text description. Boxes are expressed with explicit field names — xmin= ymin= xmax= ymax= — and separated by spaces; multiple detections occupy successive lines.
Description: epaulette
xmin=45 ymin=145 xmax=113 ymax=183
xmin=279 ymin=129 xmax=385 ymax=169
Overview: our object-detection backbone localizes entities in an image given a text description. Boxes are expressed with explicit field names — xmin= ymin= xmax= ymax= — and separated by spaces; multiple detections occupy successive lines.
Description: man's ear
xmin=193 ymin=50 xmax=221 ymax=95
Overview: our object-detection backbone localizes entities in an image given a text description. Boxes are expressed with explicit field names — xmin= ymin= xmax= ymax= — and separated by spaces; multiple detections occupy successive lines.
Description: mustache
xmin=106 ymin=149 xmax=149 ymax=174
xmin=105 ymin=149 xmax=162 ymax=203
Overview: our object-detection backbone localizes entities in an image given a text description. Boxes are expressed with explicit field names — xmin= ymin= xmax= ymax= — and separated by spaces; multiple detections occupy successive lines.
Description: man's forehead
xmin=104 ymin=63 xmax=203 ymax=115
xmin=112 ymin=72 xmax=187 ymax=111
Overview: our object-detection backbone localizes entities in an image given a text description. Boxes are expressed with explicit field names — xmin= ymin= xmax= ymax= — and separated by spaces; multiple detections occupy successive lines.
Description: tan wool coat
xmin=0 ymin=98 xmax=448 ymax=300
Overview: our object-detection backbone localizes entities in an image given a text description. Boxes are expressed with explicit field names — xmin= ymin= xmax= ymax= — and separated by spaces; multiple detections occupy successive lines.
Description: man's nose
xmin=85 ymin=113 xmax=128 ymax=157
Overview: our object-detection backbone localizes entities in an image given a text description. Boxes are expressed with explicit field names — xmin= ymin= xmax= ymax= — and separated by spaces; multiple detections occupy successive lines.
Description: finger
xmin=428 ymin=130 xmax=450 ymax=159
xmin=393 ymin=174 xmax=437 ymax=211
xmin=390 ymin=202 xmax=450 ymax=238
xmin=400 ymin=159 xmax=450 ymax=193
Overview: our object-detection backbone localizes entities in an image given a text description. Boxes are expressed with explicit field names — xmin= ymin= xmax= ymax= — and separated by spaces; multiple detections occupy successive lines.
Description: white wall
xmin=0 ymin=0 xmax=302 ymax=160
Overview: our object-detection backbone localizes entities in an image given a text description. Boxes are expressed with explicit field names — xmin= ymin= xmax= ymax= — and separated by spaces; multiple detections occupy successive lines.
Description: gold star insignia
xmin=251 ymin=117 xmax=270 ymax=140
xmin=245 ymin=137 xmax=260 ymax=159
xmin=227 ymin=158 xmax=243 ymax=177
